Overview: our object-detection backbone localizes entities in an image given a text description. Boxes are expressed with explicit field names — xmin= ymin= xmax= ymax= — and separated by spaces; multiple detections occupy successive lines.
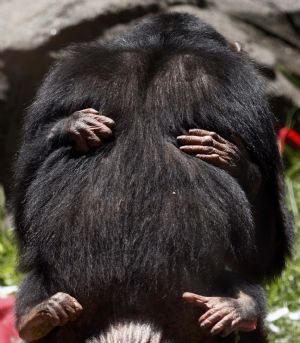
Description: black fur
xmin=13 ymin=13 xmax=293 ymax=342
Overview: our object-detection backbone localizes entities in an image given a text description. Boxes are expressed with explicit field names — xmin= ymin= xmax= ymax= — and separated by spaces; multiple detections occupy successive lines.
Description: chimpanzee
xmin=13 ymin=12 xmax=293 ymax=343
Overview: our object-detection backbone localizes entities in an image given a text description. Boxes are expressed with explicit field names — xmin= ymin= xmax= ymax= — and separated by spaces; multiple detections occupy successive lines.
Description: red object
xmin=278 ymin=127 xmax=300 ymax=153
xmin=0 ymin=296 xmax=21 ymax=342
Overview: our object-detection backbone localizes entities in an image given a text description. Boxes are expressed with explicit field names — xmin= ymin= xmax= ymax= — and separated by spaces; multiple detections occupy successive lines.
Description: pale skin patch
xmin=182 ymin=292 xmax=257 ymax=337
xmin=18 ymin=292 xmax=83 ymax=342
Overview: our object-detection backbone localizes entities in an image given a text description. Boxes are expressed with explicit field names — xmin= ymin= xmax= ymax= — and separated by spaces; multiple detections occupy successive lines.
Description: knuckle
xmin=48 ymin=300 xmax=58 ymax=309
xmin=208 ymin=147 xmax=215 ymax=154
xmin=72 ymin=111 xmax=82 ymax=119
xmin=54 ymin=292 xmax=69 ymax=302
xmin=98 ymin=115 xmax=108 ymax=121
xmin=81 ymin=108 xmax=98 ymax=114
xmin=193 ymin=129 xmax=201 ymax=136
xmin=78 ymin=124 xmax=89 ymax=131
xmin=202 ymin=136 xmax=213 ymax=145
xmin=101 ymin=126 xmax=112 ymax=135
xmin=226 ymin=151 xmax=236 ymax=161
xmin=54 ymin=292 xmax=65 ymax=298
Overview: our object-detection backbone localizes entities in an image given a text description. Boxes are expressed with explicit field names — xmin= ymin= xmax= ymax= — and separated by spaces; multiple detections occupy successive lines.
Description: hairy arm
xmin=177 ymin=129 xmax=261 ymax=201
xmin=13 ymin=55 xmax=114 ymax=238
xmin=177 ymin=128 xmax=293 ymax=280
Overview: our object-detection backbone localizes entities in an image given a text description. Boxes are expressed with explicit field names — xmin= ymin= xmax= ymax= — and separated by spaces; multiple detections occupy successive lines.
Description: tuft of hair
xmin=87 ymin=321 xmax=164 ymax=343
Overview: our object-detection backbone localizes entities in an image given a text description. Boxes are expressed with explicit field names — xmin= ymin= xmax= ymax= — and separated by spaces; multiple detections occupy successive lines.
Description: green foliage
xmin=0 ymin=186 xmax=21 ymax=286
xmin=277 ymin=65 xmax=300 ymax=90
xmin=267 ymin=148 xmax=300 ymax=342
xmin=266 ymin=66 xmax=300 ymax=341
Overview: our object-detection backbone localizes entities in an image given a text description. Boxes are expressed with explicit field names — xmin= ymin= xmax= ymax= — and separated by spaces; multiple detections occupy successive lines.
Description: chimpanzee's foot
xmin=18 ymin=292 xmax=83 ymax=342
xmin=183 ymin=292 xmax=257 ymax=337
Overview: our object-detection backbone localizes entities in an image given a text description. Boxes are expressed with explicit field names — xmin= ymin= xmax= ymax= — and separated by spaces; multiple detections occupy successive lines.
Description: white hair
xmin=87 ymin=321 xmax=165 ymax=343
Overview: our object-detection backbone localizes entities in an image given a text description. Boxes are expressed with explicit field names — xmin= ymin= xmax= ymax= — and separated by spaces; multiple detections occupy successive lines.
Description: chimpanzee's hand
xmin=183 ymin=292 xmax=257 ymax=337
xmin=49 ymin=108 xmax=115 ymax=153
xmin=67 ymin=108 xmax=115 ymax=153
xmin=18 ymin=292 xmax=83 ymax=341
xmin=177 ymin=129 xmax=249 ymax=181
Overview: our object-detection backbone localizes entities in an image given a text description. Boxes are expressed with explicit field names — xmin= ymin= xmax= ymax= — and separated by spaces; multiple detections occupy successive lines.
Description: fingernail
xmin=177 ymin=136 xmax=186 ymax=139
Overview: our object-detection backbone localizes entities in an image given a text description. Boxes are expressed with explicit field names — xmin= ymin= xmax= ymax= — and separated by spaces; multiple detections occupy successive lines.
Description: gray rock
xmin=0 ymin=0 xmax=162 ymax=50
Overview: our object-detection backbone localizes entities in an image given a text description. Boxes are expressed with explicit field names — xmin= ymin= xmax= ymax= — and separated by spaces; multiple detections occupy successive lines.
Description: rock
xmin=0 ymin=0 xmax=162 ymax=50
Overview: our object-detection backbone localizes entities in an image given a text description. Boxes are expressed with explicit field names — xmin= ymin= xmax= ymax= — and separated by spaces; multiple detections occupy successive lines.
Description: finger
xmin=73 ymin=301 xmax=83 ymax=312
xmin=177 ymin=135 xmax=214 ymax=146
xmin=210 ymin=313 xmax=234 ymax=336
xmin=199 ymin=308 xmax=217 ymax=322
xmin=182 ymin=292 xmax=210 ymax=304
xmin=188 ymin=129 xmax=210 ymax=136
xmin=181 ymin=145 xmax=217 ymax=155
xmin=43 ymin=306 xmax=60 ymax=324
xmin=61 ymin=297 xmax=77 ymax=314
xmin=178 ymin=135 xmax=225 ymax=151
xmin=82 ymin=117 xmax=104 ymax=127
xmin=83 ymin=116 xmax=116 ymax=132
xmin=92 ymin=124 xmax=113 ymax=138
xmin=200 ymin=310 xmax=229 ymax=329
xmin=189 ymin=129 xmax=227 ymax=144
xmin=81 ymin=121 xmax=113 ymax=138
xmin=96 ymin=115 xmax=116 ymax=129
xmin=49 ymin=303 xmax=69 ymax=323
xmin=59 ymin=294 xmax=83 ymax=313
xmin=87 ymin=136 xmax=102 ymax=148
xmin=69 ymin=298 xmax=83 ymax=312
xmin=70 ymin=131 xmax=89 ymax=153
xmin=81 ymin=130 xmax=102 ymax=148
xmin=62 ymin=303 xmax=78 ymax=321
xmin=80 ymin=108 xmax=99 ymax=114
xmin=82 ymin=112 xmax=116 ymax=129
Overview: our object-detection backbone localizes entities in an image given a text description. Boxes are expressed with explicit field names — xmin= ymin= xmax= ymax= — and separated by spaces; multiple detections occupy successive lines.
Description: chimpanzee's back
xmin=15 ymin=13 xmax=269 ymax=343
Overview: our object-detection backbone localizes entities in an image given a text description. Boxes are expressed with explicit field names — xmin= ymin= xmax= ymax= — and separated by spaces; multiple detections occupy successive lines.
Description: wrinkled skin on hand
xmin=18 ymin=292 xmax=83 ymax=342
xmin=49 ymin=108 xmax=115 ymax=153
xmin=183 ymin=292 xmax=258 ymax=338
xmin=177 ymin=129 xmax=247 ymax=179
xmin=177 ymin=129 xmax=261 ymax=199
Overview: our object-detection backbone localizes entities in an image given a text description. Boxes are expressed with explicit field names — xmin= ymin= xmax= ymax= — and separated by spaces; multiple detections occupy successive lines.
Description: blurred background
xmin=0 ymin=0 xmax=299 ymax=342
